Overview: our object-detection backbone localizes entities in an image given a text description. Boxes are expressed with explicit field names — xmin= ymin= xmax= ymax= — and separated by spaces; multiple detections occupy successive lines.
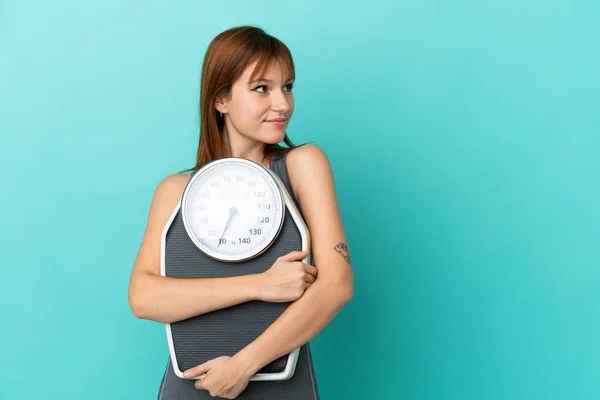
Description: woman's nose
xmin=271 ymin=90 xmax=291 ymax=113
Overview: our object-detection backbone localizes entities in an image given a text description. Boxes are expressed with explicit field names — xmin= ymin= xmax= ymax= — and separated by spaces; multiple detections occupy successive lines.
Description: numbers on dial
xmin=182 ymin=160 xmax=284 ymax=261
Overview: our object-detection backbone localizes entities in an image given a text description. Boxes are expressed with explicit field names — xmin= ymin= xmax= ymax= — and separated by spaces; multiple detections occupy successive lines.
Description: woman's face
xmin=219 ymin=60 xmax=294 ymax=144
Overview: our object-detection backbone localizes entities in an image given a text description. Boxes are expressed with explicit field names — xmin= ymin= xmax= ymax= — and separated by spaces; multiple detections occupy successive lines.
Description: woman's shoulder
xmin=286 ymin=144 xmax=334 ymax=203
xmin=150 ymin=173 xmax=192 ymax=211
xmin=285 ymin=143 xmax=330 ymax=171
xmin=156 ymin=172 xmax=192 ymax=193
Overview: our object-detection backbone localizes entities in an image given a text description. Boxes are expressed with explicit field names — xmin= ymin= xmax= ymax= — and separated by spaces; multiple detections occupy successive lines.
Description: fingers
xmin=305 ymin=273 xmax=315 ymax=283
xmin=194 ymin=375 xmax=206 ymax=390
xmin=183 ymin=361 xmax=211 ymax=378
xmin=279 ymin=249 xmax=310 ymax=262
xmin=303 ymin=264 xmax=318 ymax=278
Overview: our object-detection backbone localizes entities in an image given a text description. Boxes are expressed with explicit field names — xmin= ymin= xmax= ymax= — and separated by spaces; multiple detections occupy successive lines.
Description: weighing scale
xmin=160 ymin=157 xmax=311 ymax=381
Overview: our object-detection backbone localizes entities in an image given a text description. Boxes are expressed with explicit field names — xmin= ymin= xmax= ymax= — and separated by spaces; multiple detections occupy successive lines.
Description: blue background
xmin=1 ymin=0 xmax=599 ymax=399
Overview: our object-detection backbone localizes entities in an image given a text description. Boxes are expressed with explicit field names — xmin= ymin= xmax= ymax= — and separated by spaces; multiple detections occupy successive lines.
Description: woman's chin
xmin=262 ymin=132 xmax=286 ymax=144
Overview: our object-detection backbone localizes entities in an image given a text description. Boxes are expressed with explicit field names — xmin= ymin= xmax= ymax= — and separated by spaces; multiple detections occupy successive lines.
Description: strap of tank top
xmin=185 ymin=168 xmax=199 ymax=178
xmin=271 ymin=151 xmax=304 ymax=218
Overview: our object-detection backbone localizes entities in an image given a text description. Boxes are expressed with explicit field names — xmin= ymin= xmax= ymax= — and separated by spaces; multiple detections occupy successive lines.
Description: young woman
xmin=128 ymin=25 xmax=354 ymax=399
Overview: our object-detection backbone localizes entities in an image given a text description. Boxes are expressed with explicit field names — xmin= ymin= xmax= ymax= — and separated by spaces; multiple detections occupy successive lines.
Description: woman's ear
xmin=214 ymin=97 xmax=228 ymax=115
xmin=215 ymin=104 xmax=226 ymax=114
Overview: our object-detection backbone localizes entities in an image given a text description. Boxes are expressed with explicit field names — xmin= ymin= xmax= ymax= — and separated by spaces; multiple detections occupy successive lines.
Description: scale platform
xmin=160 ymin=169 xmax=311 ymax=381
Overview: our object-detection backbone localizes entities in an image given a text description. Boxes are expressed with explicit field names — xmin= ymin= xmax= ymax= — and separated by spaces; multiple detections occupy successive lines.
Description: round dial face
xmin=181 ymin=158 xmax=285 ymax=262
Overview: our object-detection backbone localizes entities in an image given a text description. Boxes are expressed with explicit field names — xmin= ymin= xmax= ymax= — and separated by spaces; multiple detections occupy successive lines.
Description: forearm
xmin=129 ymin=272 xmax=260 ymax=323
xmin=235 ymin=279 xmax=352 ymax=374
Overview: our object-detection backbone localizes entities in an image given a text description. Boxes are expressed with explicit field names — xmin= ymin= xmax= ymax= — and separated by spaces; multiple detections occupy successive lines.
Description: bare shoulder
xmin=154 ymin=173 xmax=191 ymax=203
xmin=286 ymin=144 xmax=334 ymax=204
xmin=130 ymin=173 xmax=191 ymax=276
xmin=286 ymin=143 xmax=330 ymax=166
xmin=147 ymin=173 xmax=191 ymax=222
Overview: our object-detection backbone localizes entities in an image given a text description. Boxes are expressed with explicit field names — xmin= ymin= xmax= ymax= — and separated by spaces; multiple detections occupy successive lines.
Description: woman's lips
xmin=265 ymin=119 xmax=287 ymax=127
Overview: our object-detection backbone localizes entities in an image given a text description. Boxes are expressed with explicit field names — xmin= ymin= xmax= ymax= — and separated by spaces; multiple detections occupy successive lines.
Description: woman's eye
xmin=252 ymin=83 xmax=294 ymax=93
xmin=253 ymin=85 xmax=268 ymax=93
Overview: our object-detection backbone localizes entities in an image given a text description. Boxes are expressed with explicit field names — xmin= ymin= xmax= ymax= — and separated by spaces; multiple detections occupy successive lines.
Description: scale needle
xmin=217 ymin=206 xmax=237 ymax=248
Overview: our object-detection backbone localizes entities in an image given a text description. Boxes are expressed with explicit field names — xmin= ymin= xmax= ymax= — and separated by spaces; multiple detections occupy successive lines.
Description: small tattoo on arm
xmin=333 ymin=243 xmax=352 ymax=265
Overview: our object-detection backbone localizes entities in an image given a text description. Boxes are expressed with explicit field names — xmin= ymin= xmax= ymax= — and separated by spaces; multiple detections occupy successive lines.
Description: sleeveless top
xmin=156 ymin=151 xmax=321 ymax=400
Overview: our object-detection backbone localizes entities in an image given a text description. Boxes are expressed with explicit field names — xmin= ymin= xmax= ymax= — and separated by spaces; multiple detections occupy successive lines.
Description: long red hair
xmin=179 ymin=26 xmax=304 ymax=174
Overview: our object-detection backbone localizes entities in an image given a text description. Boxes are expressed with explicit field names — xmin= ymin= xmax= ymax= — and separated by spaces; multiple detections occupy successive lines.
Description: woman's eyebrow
xmin=249 ymin=78 xmax=294 ymax=84
xmin=250 ymin=78 xmax=272 ymax=84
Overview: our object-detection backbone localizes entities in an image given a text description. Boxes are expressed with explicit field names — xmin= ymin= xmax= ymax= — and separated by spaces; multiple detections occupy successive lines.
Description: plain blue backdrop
xmin=1 ymin=0 xmax=599 ymax=399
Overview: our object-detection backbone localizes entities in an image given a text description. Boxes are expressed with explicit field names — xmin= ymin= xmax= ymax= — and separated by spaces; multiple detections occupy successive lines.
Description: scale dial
xmin=181 ymin=158 xmax=285 ymax=262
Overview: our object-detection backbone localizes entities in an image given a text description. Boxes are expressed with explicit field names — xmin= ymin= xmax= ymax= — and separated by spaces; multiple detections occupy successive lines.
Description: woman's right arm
xmin=128 ymin=174 xmax=263 ymax=324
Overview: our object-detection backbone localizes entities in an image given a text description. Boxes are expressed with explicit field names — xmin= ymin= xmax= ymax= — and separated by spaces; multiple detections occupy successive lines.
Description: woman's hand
xmin=184 ymin=355 xmax=254 ymax=399
xmin=257 ymin=250 xmax=318 ymax=302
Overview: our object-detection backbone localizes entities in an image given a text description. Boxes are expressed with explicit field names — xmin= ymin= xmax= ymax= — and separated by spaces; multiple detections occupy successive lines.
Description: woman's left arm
xmin=236 ymin=144 xmax=354 ymax=374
